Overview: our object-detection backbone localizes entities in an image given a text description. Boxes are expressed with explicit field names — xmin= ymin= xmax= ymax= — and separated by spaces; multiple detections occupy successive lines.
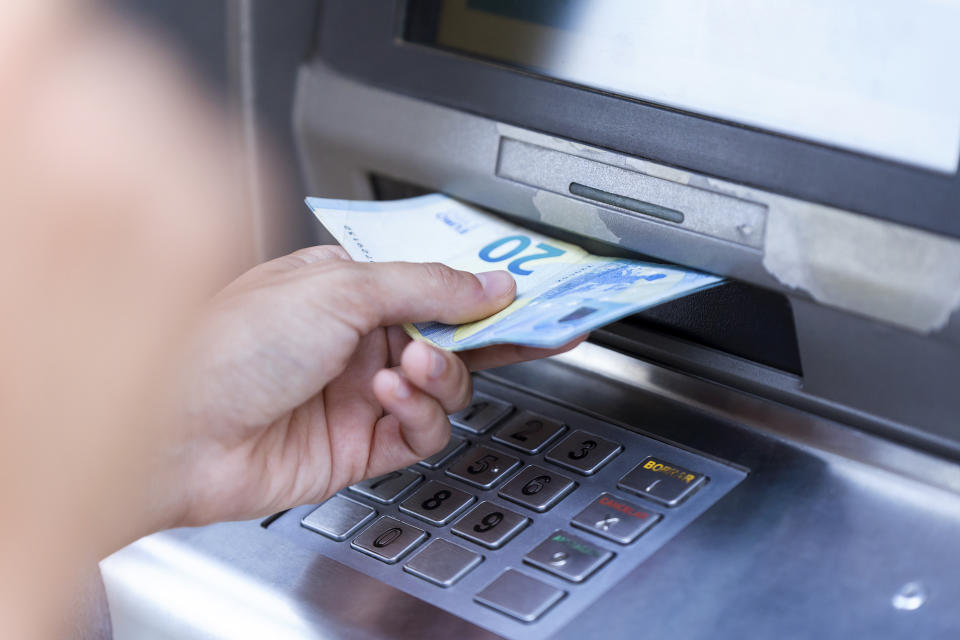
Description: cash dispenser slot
xmin=366 ymin=173 xmax=802 ymax=377
xmin=495 ymin=138 xmax=768 ymax=249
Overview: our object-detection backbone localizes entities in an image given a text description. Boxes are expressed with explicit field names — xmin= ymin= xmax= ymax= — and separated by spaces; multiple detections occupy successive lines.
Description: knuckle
xmin=423 ymin=262 xmax=472 ymax=295
xmin=286 ymin=245 xmax=349 ymax=268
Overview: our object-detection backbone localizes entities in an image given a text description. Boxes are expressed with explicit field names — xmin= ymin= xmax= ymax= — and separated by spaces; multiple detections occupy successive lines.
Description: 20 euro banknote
xmin=306 ymin=194 xmax=723 ymax=351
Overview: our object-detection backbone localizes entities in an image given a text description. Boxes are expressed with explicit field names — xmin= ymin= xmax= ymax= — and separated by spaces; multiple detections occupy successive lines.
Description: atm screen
xmin=407 ymin=0 xmax=960 ymax=173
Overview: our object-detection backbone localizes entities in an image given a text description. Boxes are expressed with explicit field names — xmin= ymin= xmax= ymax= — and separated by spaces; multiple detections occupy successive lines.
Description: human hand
xmin=169 ymin=246 xmax=585 ymax=528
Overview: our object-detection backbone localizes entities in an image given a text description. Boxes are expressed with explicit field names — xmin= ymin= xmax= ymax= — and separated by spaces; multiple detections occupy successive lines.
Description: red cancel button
xmin=598 ymin=494 xmax=654 ymax=520
xmin=571 ymin=492 xmax=662 ymax=544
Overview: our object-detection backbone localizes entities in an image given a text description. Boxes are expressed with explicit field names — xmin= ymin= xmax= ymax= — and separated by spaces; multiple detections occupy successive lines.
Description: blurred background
xmin=114 ymin=0 xmax=323 ymax=260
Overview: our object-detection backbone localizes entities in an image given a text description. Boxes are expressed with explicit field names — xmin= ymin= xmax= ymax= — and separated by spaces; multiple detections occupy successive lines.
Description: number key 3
xmin=545 ymin=430 xmax=622 ymax=475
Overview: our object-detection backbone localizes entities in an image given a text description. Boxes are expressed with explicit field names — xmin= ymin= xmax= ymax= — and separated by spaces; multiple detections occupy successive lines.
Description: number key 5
xmin=446 ymin=445 xmax=520 ymax=489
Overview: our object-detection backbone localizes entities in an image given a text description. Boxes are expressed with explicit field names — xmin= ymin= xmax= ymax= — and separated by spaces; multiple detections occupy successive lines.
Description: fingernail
xmin=428 ymin=349 xmax=448 ymax=380
xmin=392 ymin=372 xmax=411 ymax=399
xmin=477 ymin=270 xmax=515 ymax=298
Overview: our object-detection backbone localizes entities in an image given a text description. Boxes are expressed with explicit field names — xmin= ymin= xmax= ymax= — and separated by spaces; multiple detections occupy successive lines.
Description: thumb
xmin=320 ymin=261 xmax=516 ymax=330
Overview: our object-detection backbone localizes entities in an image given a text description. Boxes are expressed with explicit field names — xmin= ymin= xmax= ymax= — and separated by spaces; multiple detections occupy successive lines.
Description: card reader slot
xmin=569 ymin=182 xmax=685 ymax=224
xmin=496 ymin=138 xmax=767 ymax=248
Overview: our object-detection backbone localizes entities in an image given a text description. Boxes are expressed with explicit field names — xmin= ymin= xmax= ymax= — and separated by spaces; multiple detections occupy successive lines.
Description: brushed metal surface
xmin=102 ymin=522 xmax=501 ymax=640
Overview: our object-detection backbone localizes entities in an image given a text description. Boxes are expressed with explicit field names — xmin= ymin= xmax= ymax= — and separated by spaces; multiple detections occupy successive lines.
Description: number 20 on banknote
xmin=478 ymin=235 xmax=567 ymax=276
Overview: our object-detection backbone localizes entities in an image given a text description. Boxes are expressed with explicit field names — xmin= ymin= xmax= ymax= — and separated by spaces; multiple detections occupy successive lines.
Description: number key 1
xmin=451 ymin=501 xmax=530 ymax=549
xmin=450 ymin=394 xmax=512 ymax=434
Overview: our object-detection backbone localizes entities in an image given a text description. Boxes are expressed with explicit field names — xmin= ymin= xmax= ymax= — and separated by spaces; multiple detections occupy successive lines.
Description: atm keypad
xmin=544 ymin=430 xmax=622 ymax=475
xmin=498 ymin=465 xmax=576 ymax=512
xmin=348 ymin=468 xmax=422 ymax=504
xmin=451 ymin=502 xmax=530 ymax=549
xmin=298 ymin=383 xmax=745 ymax=632
xmin=445 ymin=445 xmax=520 ymax=489
xmin=492 ymin=411 xmax=566 ymax=454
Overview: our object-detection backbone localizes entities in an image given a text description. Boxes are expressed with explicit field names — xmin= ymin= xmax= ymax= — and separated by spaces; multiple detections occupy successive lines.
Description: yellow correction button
xmin=617 ymin=457 xmax=707 ymax=507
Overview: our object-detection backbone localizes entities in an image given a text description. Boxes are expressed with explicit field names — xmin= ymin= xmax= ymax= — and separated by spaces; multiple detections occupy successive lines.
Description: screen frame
xmin=317 ymin=0 xmax=960 ymax=239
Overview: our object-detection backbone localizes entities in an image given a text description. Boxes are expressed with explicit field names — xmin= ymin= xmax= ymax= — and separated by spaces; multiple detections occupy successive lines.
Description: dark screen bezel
xmin=317 ymin=0 xmax=960 ymax=238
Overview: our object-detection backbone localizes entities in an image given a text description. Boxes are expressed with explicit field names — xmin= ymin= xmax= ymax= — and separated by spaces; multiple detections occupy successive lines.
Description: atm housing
xmin=102 ymin=2 xmax=960 ymax=639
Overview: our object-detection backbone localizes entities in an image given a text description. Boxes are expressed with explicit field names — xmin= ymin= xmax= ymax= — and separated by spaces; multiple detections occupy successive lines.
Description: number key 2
xmin=544 ymin=430 xmax=622 ymax=475
xmin=492 ymin=411 xmax=566 ymax=454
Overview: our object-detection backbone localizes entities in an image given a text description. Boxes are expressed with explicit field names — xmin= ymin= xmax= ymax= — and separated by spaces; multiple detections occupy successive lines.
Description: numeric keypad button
xmin=403 ymin=539 xmax=483 ymax=587
xmin=475 ymin=570 xmax=566 ymax=623
xmin=418 ymin=434 xmax=468 ymax=469
xmin=492 ymin=411 xmax=566 ymax=454
xmin=450 ymin=394 xmax=512 ymax=434
xmin=524 ymin=530 xmax=614 ymax=583
xmin=544 ymin=430 xmax=622 ymax=475
xmin=399 ymin=481 xmax=475 ymax=526
xmin=301 ymin=495 xmax=376 ymax=541
xmin=571 ymin=493 xmax=661 ymax=544
xmin=348 ymin=468 xmax=423 ymax=504
xmin=498 ymin=465 xmax=576 ymax=512
xmin=618 ymin=457 xmax=707 ymax=506
xmin=445 ymin=445 xmax=520 ymax=489
xmin=351 ymin=516 xmax=428 ymax=564
xmin=451 ymin=501 xmax=529 ymax=549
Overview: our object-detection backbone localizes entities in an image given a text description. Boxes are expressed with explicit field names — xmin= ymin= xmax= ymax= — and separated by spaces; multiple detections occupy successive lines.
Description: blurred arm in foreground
xmin=0 ymin=4 xmax=582 ymax=638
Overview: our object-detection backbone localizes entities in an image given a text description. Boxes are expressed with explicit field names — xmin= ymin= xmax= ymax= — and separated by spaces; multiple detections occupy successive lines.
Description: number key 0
xmin=451 ymin=501 xmax=530 ymax=549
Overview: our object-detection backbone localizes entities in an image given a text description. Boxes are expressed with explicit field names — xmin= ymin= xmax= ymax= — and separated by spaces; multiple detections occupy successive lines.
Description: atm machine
xmin=102 ymin=2 xmax=960 ymax=638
